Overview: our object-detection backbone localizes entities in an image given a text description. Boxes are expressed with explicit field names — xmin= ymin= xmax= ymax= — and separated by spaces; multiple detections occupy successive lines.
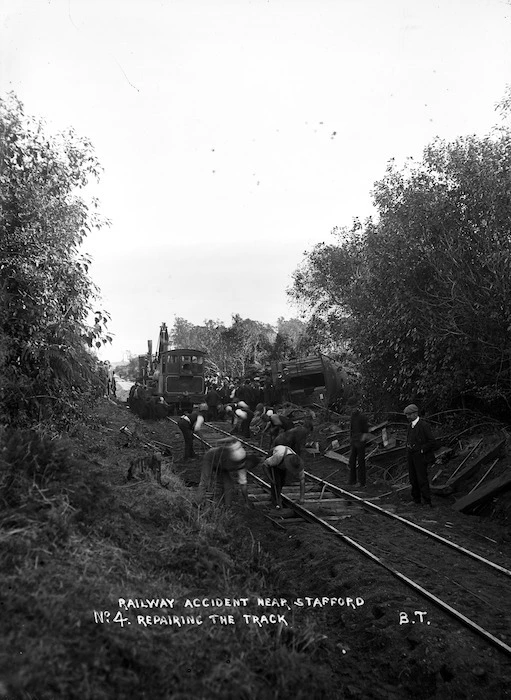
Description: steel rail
xmin=119 ymin=424 xmax=171 ymax=453
xmin=162 ymin=418 xmax=510 ymax=579
xmin=166 ymin=417 xmax=213 ymax=449
xmin=304 ymin=471 xmax=511 ymax=579
xmin=167 ymin=418 xmax=268 ymax=457
xmin=248 ymin=471 xmax=511 ymax=658
xmin=162 ymin=417 xmax=511 ymax=656
xmin=200 ymin=422 xmax=268 ymax=456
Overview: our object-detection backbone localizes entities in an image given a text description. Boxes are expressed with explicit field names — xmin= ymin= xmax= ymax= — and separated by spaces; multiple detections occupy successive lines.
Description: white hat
xmin=237 ymin=401 xmax=249 ymax=410
xmin=266 ymin=409 xmax=274 ymax=416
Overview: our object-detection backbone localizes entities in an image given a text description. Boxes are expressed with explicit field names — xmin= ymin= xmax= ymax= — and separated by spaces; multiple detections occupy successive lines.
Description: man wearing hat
xmin=197 ymin=439 xmax=259 ymax=507
xmin=234 ymin=401 xmax=254 ymax=439
xmin=261 ymin=444 xmax=305 ymax=509
xmin=262 ymin=411 xmax=295 ymax=449
xmin=177 ymin=406 xmax=205 ymax=460
xmin=404 ymin=404 xmax=439 ymax=506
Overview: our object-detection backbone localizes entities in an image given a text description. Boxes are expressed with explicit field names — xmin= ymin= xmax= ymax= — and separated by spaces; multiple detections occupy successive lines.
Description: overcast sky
xmin=2 ymin=0 xmax=511 ymax=362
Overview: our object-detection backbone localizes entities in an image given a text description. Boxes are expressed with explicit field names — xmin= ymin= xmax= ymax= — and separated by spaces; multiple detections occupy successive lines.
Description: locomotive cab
xmin=159 ymin=348 xmax=206 ymax=413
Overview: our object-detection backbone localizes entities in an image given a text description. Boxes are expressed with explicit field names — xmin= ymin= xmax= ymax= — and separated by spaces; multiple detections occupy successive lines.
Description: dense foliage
xmin=168 ymin=314 xmax=307 ymax=377
xmin=0 ymin=94 xmax=110 ymax=426
xmin=290 ymin=131 xmax=511 ymax=415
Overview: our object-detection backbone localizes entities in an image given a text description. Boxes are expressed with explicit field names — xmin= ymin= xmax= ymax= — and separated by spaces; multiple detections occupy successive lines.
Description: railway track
xmin=165 ymin=417 xmax=511 ymax=659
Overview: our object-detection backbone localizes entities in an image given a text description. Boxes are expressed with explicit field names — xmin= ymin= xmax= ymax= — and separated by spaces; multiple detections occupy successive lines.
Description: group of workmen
xmin=127 ymin=382 xmax=171 ymax=420
xmin=203 ymin=377 xmax=285 ymax=421
xmin=181 ymin=398 xmax=439 ymax=511
xmin=126 ymin=375 xmax=284 ymax=423
xmin=177 ymin=398 xmax=313 ymax=509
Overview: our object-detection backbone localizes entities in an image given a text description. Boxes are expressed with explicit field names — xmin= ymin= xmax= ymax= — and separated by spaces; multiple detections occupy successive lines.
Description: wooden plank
xmin=469 ymin=459 xmax=499 ymax=494
xmin=446 ymin=439 xmax=483 ymax=482
xmin=324 ymin=450 xmax=350 ymax=465
xmin=327 ymin=438 xmax=351 ymax=453
xmin=305 ymin=502 xmax=364 ymax=514
xmin=453 ymin=471 xmax=511 ymax=513
xmin=367 ymin=446 xmax=407 ymax=463
xmin=303 ymin=498 xmax=352 ymax=504
xmin=434 ymin=446 xmax=453 ymax=461
xmin=280 ymin=516 xmax=354 ymax=523
xmin=369 ymin=421 xmax=389 ymax=433
xmin=446 ymin=438 xmax=505 ymax=491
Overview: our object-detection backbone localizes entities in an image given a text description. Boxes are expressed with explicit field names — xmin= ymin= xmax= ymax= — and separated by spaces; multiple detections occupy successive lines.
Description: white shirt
xmin=411 ymin=417 xmax=420 ymax=428
xmin=263 ymin=445 xmax=304 ymax=480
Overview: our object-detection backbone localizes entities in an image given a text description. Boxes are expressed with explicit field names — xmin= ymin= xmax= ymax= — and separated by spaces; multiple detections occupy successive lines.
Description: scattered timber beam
xmin=434 ymin=446 xmax=453 ymax=461
xmin=453 ymin=472 xmax=511 ymax=513
xmin=446 ymin=438 xmax=505 ymax=492
xmin=304 ymin=502 xmax=365 ymax=514
xmin=469 ymin=459 xmax=499 ymax=494
xmin=369 ymin=421 xmax=389 ymax=433
xmin=281 ymin=516 xmax=353 ymax=523
xmin=367 ymin=446 xmax=407 ymax=463
xmin=431 ymin=483 xmax=454 ymax=496
xmin=432 ymin=437 xmax=505 ymax=497
xmin=324 ymin=450 xmax=350 ymax=465
xmin=431 ymin=468 xmax=443 ymax=484
xmin=447 ymin=439 xmax=483 ymax=483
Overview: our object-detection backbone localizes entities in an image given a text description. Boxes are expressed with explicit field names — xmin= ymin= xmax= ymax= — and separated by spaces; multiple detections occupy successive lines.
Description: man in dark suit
xmin=404 ymin=404 xmax=439 ymax=507
xmin=205 ymin=386 xmax=220 ymax=421
xmin=348 ymin=406 xmax=371 ymax=488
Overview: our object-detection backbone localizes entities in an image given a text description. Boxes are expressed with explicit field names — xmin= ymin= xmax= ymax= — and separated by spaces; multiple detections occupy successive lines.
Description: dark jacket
xmin=406 ymin=419 xmax=439 ymax=464
xmin=350 ymin=410 xmax=369 ymax=444
xmin=274 ymin=425 xmax=309 ymax=455
xmin=178 ymin=411 xmax=201 ymax=432
xmin=206 ymin=389 xmax=220 ymax=407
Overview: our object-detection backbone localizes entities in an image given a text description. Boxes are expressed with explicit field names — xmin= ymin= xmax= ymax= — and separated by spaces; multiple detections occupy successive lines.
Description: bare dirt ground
xmin=2 ymin=396 xmax=510 ymax=699
xmin=114 ymin=398 xmax=511 ymax=699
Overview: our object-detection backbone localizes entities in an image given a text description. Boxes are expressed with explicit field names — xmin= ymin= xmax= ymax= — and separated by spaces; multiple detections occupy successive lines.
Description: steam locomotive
xmin=136 ymin=323 xmax=205 ymax=413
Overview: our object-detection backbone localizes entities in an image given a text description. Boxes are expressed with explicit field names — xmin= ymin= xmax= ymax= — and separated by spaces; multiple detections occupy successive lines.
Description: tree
xmin=220 ymin=315 xmax=274 ymax=377
xmin=169 ymin=317 xmax=197 ymax=349
xmin=276 ymin=317 xmax=305 ymax=347
xmin=289 ymin=132 xmax=511 ymax=414
xmin=169 ymin=317 xmax=230 ymax=374
xmin=266 ymin=332 xmax=295 ymax=362
xmin=0 ymin=94 xmax=110 ymax=425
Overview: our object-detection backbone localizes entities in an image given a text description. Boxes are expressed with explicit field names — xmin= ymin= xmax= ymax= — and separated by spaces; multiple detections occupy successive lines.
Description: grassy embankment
xmin=0 ymin=411 xmax=333 ymax=700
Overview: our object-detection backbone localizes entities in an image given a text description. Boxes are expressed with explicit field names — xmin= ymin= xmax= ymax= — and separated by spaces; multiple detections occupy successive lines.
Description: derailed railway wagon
xmin=271 ymin=353 xmax=358 ymax=408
